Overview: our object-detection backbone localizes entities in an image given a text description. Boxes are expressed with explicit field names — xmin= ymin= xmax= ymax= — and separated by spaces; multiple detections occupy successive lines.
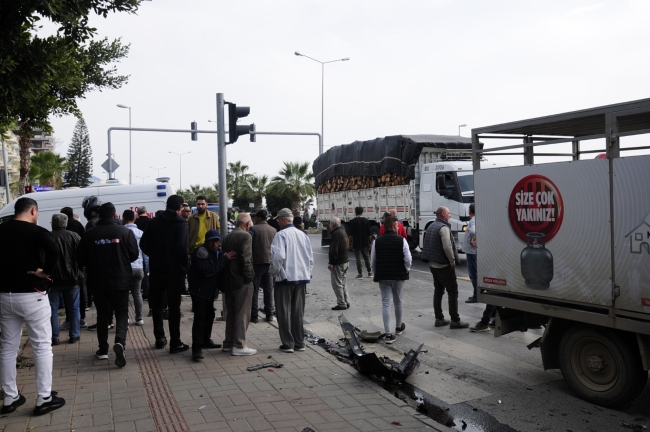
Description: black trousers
xmin=149 ymin=272 xmax=184 ymax=344
xmin=94 ymin=289 xmax=129 ymax=352
xmin=191 ymin=295 xmax=215 ymax=350
xmin=430 ymin=266 xmax=460 ymax=322
xmin=251 ymin=263 xmax=274 ymax=320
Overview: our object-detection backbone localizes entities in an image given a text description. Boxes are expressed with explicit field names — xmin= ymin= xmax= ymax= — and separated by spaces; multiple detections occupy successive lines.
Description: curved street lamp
xmin=116 ymin=104 xmax=132 ymax=184
xmin=295 ymin=51 xmax=349 ymax=151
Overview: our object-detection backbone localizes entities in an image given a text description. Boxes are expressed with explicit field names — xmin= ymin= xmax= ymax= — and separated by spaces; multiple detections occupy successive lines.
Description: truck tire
xmin=407 ymin=235 xmax=419 ymax=251
xmin=558 ymin=326 xmax=648 ymax=408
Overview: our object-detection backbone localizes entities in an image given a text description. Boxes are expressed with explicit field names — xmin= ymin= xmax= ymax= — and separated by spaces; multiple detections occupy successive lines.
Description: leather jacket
xmin=51 ymin=229 xmax=81 ymax=286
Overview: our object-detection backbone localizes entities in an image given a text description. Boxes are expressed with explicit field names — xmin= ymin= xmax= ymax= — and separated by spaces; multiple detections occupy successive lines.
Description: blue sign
xmin=34 ymin=186 xmax=53 ymax=192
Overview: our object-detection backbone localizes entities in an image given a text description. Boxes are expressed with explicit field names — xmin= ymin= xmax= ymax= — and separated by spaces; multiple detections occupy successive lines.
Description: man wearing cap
xmin=269 ymin=208 xmax=314 ymax=353
xmin=188 ymin=230 xmax=235 ymax=360
xmin=250 ymin=210 xmax=277 ymax=323
xmin=221 ymin=213 xmax=256 ymax=355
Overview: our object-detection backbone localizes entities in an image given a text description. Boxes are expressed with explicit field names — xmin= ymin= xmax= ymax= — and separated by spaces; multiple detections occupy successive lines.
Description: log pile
xmin=317 ymin=174 xmax=409 ymax=194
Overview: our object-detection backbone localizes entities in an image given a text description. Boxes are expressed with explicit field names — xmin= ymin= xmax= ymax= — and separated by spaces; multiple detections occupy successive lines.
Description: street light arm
xmin=323 ymin=58 xmax=350 ymax=64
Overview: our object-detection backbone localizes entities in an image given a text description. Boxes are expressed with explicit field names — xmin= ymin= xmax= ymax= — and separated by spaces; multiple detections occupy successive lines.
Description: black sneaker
xmin=470 ymin=322 xmax=490 ymax=332
xmin=465 ymin=297 xmax=478 ymax=304
xmin=450 ymin=320 xmax=470 ymax=329
xmin=95 ymin=350 xmax=108 ymax=360
xmin=51 ymin=338 xmax=60 ymax=346
xmin=202 ymin=340 xmax=222 ymax=349
xmin=33 ymin=393 xmax=65 ymax=416
xmin=279 ymin=345 xmax=294 ymax=353
xmin=368 ymin=272 xmax=373 ymax=278
xmin=355 ymin=274 xmax=363 ymax=279
xmin=434 ymin=319 xmax=450 ymax=327
xmin=68 ymin=336 xmax=80 ymax=344
xmin=113 ymin=343 xmax=126 ymax=368
xmin=395 ymin=323 xmax=406 ymax=335
xmin=250 ymin=317 xmax=259 ymax=323
xmin=331 ymin=305 xmax=347 ymax=310
xmin=1 ymin=393 xmax=26 ymax=414
xmin=385 ymin=334 xmax=396 ymax=344
xmin=87 ymin=324 xmax=98 ymax=331
xmin=170 ymin=342 xmax=189 ymax=354
xmin=192 ymin=349 xmax=204 ymax=361
xmin=155 ymin=338 xmax=167 ymax=349
xmin=108 ymin=323 xmax=115 ymax=330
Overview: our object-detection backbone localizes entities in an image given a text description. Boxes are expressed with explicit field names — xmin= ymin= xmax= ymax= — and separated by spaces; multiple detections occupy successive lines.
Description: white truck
xmin=0 ymin=178 xmax=174 ymax=230
xmin=473 ymin=98 xmax=650 ymax=407
xmin=313 ymin=134 xmax=504 ymax=250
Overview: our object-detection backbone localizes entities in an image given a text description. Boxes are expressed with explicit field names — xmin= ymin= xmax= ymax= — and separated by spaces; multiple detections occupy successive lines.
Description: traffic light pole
xmin=216 ymin=93 xmax=229 ymax=229
xmin=249 ymin=131 xmax=323 ymax=155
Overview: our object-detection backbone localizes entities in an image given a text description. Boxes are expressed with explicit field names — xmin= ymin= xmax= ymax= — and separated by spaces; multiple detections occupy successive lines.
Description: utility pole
xmin=216 ymin=93 xmax=228 ymax=227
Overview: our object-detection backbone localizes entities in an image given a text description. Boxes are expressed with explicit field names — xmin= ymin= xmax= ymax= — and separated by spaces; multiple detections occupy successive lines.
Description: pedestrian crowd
xmin=0 ymin=191 xmax=486 ymax=418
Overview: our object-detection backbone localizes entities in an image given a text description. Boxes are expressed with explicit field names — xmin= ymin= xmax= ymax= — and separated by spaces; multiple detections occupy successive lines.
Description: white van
xmin=0 ymin=179 xmax=176 ymax=230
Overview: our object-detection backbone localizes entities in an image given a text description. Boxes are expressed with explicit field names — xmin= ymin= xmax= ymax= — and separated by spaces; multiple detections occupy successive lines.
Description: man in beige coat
xmin=221 ymin=213 xmax=256 ymax=355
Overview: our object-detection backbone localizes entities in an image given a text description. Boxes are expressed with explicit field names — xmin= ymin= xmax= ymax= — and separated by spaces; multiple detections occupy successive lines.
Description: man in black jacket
xmin=140 ymin=195 xmax=190 ymax=354
xmin=77 ymin=203 xmax=139 ymax=368
xmin=49 ymin=213 xmax=82 ymax=345
xmin=0 ymin=197 xmax=65 ymax=415
xmin=328 ymin=217 xmax=350 ymax=310
xmin=188 ymin=230 xmax=234 ymax=361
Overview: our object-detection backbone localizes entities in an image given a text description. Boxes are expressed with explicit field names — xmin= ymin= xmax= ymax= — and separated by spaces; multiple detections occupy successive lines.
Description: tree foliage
xmin=267 ymin=161 xmax=315 ymax=212
xmin=64 ymin=117 xmax=93 ymax=187
xmin=176 ymin=184 xmax=219 ymax=207
xmin=28 ymin=151 xmax=67 ymax=189
xmin=0 ymin=0 xmax=140 ymax=195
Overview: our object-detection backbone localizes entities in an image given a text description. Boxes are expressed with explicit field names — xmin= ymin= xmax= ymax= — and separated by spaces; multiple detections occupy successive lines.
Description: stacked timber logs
xmin=317 ymin=174 xmax=409 ymax=194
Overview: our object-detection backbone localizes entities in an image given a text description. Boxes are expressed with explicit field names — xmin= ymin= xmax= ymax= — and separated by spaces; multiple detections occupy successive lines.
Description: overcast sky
xmin=48 ymin=0 xmax=650 ymax=189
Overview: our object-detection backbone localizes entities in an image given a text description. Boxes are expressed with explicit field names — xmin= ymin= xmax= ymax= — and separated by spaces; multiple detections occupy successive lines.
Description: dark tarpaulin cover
xmin=313 ymin=134 xmax=473 ymax=187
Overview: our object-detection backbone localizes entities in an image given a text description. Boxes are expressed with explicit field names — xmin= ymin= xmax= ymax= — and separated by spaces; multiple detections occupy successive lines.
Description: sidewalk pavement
xmin=0 ymin=298 xmax=451 ymax=432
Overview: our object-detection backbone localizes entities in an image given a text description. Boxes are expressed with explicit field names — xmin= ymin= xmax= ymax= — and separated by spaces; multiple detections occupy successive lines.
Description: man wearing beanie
xmin=60 ymin=207 xmax=85 ymax=237
xmin=77 ymin=203 xmax=139 ymax=368
xmin=188 ymin=230 xmax=234 ymax=361
xmin=269 ymin=208 xmax=314 ymax=353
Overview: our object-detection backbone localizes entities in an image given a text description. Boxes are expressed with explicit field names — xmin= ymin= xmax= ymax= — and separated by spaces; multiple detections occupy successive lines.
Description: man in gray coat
xmin=250 ymin=210 xmax=276 ymax=323
xmin=221 ymin=212 xmax=256 ymax=356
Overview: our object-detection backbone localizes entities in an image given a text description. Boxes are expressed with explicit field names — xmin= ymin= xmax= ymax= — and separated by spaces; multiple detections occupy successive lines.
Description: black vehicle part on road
xmin=558 ymin=324 xmax=648 ymax=408
xmin=312 ymin=134 xmax=473 ymax=188
xmin=338 ymin=314 xmax=426 ymax=382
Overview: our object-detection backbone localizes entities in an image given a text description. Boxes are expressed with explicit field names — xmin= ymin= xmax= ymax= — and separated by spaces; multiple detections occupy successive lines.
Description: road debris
xmin=621 ymin=422 xmax=647 ymax=430
xmin=246 ymin=362 xmax=284 ymax=372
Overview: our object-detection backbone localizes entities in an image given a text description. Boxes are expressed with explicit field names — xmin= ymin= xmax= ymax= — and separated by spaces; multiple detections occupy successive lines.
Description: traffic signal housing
xmin=191 ymin=121 xmax=198 ymax=141
xmin=24 ymin=185 xmax=33 ymax=194
xmin=227 ymin=103 xmax=251 ymax=144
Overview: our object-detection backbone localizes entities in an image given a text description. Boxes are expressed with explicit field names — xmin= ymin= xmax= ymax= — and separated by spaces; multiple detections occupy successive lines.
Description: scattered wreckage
xmin=326 ymin=314 xmax=426 ymax=382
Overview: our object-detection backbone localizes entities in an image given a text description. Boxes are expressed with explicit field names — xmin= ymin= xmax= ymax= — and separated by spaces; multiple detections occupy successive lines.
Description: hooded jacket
xmin=140 ymin=209 xmax=189 ymax=277
xmin=188 ymin=244 xmax=230 ymax=299
xmin=76 ymin=219 xmax=139 ymax=290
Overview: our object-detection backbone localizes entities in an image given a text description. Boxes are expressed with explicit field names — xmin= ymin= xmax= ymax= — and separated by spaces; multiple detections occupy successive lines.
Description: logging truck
xmin=313 ymin=134 xmax=504 ymax=250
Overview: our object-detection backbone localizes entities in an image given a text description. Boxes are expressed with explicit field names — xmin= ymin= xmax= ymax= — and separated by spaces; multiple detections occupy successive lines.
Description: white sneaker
xmin=232 ymin=346 xmax=257 ymax=356
xmin=135 ymin=320 xmax=144 ymax=326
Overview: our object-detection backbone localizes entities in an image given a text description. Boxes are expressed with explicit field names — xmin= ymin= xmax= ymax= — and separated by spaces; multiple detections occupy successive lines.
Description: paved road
xmin=303 ymin=234 xmax=649 ymax=432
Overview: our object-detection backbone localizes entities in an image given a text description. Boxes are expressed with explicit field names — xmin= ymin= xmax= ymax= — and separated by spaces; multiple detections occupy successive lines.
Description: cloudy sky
xmin=48 ymin=0 xmax=650 ymax=188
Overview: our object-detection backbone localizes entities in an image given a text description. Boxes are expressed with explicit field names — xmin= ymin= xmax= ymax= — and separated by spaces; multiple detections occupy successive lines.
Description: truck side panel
xmin=613 ymin=155 xmax=650 ymax=315
xmin=475 ymin=159 xmax=612 ymax=307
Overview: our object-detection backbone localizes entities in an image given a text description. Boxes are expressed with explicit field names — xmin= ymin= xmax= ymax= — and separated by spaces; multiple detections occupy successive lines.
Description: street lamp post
xmin=295 ymin=51 xmax=349 ymax=153
xmin=458 ymin=124 xmax=467 ymax=136
xmin=116 ymin=104 xmax=132 ymax=184
xmin=149 ymin=166 xmax=166 ymax=178
xmin=136 ymin=175 xmax=149 ymax=184
xmin=169 ymin=151 xmax=191 ymax=190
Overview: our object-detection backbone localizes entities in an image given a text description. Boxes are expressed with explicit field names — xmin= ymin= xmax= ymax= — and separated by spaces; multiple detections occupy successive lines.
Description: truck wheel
xmin=558 ymin=326 xmax=647 ymax=408
xmin=407 ymin=235 xmax=419 ymax=251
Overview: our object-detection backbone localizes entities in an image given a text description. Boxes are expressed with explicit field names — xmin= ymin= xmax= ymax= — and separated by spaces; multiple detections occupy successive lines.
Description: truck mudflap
xmin=321 ymin=226 xmax=331 ymax=246
xmin=338 ymin=314 xmax=426 ymax=381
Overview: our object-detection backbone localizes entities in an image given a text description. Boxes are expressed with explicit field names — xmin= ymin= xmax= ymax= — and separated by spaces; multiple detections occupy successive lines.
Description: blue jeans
xmin=466 ymin=253 xmax=477 ymax=299
xmin=48 ymin=285 xmax=80 ymax=339
xmin=378 ymin=280 xmax=404 ymax=334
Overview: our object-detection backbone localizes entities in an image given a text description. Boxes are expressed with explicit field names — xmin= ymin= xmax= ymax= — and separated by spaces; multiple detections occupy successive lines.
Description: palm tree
xmin=267 ymin=161 xmax=315 ymax=212
xmin=28 ymin=152 xmax=67 ymax=189
xmin=241 ymin=175 xmax=269 ymax=209
xmin=227 ymin=161 xmax=253 ymax=199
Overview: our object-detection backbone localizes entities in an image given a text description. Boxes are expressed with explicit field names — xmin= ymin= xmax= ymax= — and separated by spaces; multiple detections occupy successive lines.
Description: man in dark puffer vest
xmin=421 ymin=206 xmax=469 ymax=329
xmin=371 ymin=216 xmax=412 ymax=344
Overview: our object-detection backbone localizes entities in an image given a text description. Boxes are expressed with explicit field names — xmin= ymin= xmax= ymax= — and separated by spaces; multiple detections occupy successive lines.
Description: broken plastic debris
xmin=498 ymin=400 xmax=502 ymax=404
xmin=198 ymin=405 xmax=206 ymax=410
xmin=246 ymin=362 xmax=283 ymax=372
xmin=268 ymin=368 xmax=274 ymax=372
xmin=391 ymin=421 xmax=402 ymax=425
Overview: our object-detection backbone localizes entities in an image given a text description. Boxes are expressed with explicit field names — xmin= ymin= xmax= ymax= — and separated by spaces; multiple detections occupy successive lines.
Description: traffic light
xmin=190 ymin=121 xmax=198 ymax=141
xmin=227 ymin=103 xmax=251 ymax=144
xmin=250 ymin=123 xmax=256 ymax=143
xmin=24 ymin=185 xmax=33 ymax=194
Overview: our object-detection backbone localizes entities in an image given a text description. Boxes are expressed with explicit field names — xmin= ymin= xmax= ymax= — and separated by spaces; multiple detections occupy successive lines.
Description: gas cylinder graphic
xmin=520 ymin=232 xmax=553 ymax=289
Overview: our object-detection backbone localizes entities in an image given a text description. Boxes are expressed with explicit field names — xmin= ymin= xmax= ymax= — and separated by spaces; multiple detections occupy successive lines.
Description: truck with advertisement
xmin=472 ymin=98 xmax=650 ymax=407
xmin=313 ymin=134 xmax=505 ymax=250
